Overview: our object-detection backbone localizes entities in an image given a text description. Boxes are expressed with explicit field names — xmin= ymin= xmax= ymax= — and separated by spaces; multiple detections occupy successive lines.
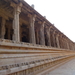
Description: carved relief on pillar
xmin=39 ymin=21 xmax=45 ymax=45
xmin=28 ymin=14 xmax=36 ymax=44
xmin=11 ymin=2 xmax=22 ymax=42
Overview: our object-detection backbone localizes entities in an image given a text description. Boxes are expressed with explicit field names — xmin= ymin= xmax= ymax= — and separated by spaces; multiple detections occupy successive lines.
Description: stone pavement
xmin=46 ymin=58 xmax=75 ymax=75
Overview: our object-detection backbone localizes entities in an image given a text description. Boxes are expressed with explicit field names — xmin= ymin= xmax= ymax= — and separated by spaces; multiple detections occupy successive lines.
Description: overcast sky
xmin=25 ymin=0 xmax=75 ymax=42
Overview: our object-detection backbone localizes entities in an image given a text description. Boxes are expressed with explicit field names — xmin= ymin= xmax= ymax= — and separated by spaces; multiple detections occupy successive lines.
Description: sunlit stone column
xmin=56 ymin=34 xmax=60 ymax=48
xmin=0 ymin=17 xmax=6 ymax=39
xmin=28 ymin=14 xmax=36 ymax=44
xmin=39 ymin=21 xmax=45 ymax=45
xmin=45 ymin=26 xmax=51 ymax=46
xmin=11 ymin=2 xmax=22 ymax=42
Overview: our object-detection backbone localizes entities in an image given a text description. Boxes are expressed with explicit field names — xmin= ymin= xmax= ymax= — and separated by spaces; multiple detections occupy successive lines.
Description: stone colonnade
xmin=0 ymin=1 xmax=75 ymax=50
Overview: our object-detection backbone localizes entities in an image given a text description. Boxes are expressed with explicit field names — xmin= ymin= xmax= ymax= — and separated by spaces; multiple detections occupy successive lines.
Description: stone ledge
xmin=0 ymin=39 xmax=73 ymax=52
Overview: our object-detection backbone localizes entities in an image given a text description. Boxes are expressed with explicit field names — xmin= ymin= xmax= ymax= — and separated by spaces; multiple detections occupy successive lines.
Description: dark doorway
xmin=5 ymin=28 xmax=8 ymax=39
xmin=22 ymin=36 xmax=28 ymax=42
xmin=21 ymin=24 xmax=29 ymax=43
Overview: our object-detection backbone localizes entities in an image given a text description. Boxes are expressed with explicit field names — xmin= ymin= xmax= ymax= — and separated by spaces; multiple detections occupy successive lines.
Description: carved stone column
xmin=71 ymin=42 xmax=74 ymax=50
xmin=56 ymin=34 xmax=60 ymax=48
xmin=29 ymin=14 xmax=36 ymax=44
xmin=69 ymin=41 xmax=71 ymax=50
xmin=11 ymin=2 xmax=22 ymax=42
xmin=0 ymin=17 xmax=6 ymax=39
xmin=52 ymin=31 xmax=56 ymax=47
xmin=64 ymin=38 xmax=69 ymax=49
xmin=66 ymin=39 xmax=69 ymax=49
xmin=63 ymin=37 xmax=67 ymax=49
xmin=59 ymin=35 xmax=62 ymax=48
xmin=62 ymin=37 xmax=65 ymax=49
xmin=45 ymin=26 xmax=51 ymax=46
xmin=39 ymin=21 xmax=45 ymax=45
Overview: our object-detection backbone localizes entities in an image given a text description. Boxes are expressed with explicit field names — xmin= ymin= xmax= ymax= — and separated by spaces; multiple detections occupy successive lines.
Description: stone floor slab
xmin=46 ymin=58 xmax=75 ymax=75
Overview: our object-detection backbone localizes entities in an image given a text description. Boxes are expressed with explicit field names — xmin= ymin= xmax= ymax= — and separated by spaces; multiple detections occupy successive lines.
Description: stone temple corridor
xmin=0 ymin=0 xmax=75 ymax=75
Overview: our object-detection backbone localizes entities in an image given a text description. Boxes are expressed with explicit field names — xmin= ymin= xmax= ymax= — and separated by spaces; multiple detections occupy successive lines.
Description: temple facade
xmin=0 ymin=0 xmax=75 ymax=75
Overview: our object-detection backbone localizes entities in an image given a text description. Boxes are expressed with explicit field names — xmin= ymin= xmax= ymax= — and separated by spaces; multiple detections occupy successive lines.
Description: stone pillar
xmin=11 ymin=2 xmax=22 ymax=42
xmin=61 ymin=36 xmax=64 ymax=49
xmin=69 ymin=41 xmax=71 ymax=50
xmin=63 ymin=37 xmax=67 ymax=49
xmin=0 ymin=17 xmax=6 ymax=39
xmin=59 ymin=35 xmax=63 ymax=48
xmin=64 ymin=38 xmax=67 ymax=49
xmin=29 ymin=14 xmax=36 ymax=44
xmin=56 ymin=34 xmax=60 ymax=48
xmin=66 ymin=39 xmax=69 ymax=49
xmin=52 ymin=31 xmax=56 ymax=47
xmin=64 ymin=38 xmax=69 ymax=49
xmin=71 ymin=42 xmax=74 ymax=50
xmin=45 ymin=26 xmax=51 ymax=46
xmin=39 ymin=21 xmax=45 ymax=45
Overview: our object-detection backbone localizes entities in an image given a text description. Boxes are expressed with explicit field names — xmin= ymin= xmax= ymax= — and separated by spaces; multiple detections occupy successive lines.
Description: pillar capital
xmin=11 ymin=2 xmax=22 ymax=13
xmin=28 ymin=14 xmax=36 ymax=28
xmin=28 ymin=14 xmax=36 ymax=21
xmin=38 ymin=21 xmax=45 ymax=28
xmin=53 ymin=30 xmax=56 ymax=34
xmin=56 ymin=34 xmax=60 ymax=37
